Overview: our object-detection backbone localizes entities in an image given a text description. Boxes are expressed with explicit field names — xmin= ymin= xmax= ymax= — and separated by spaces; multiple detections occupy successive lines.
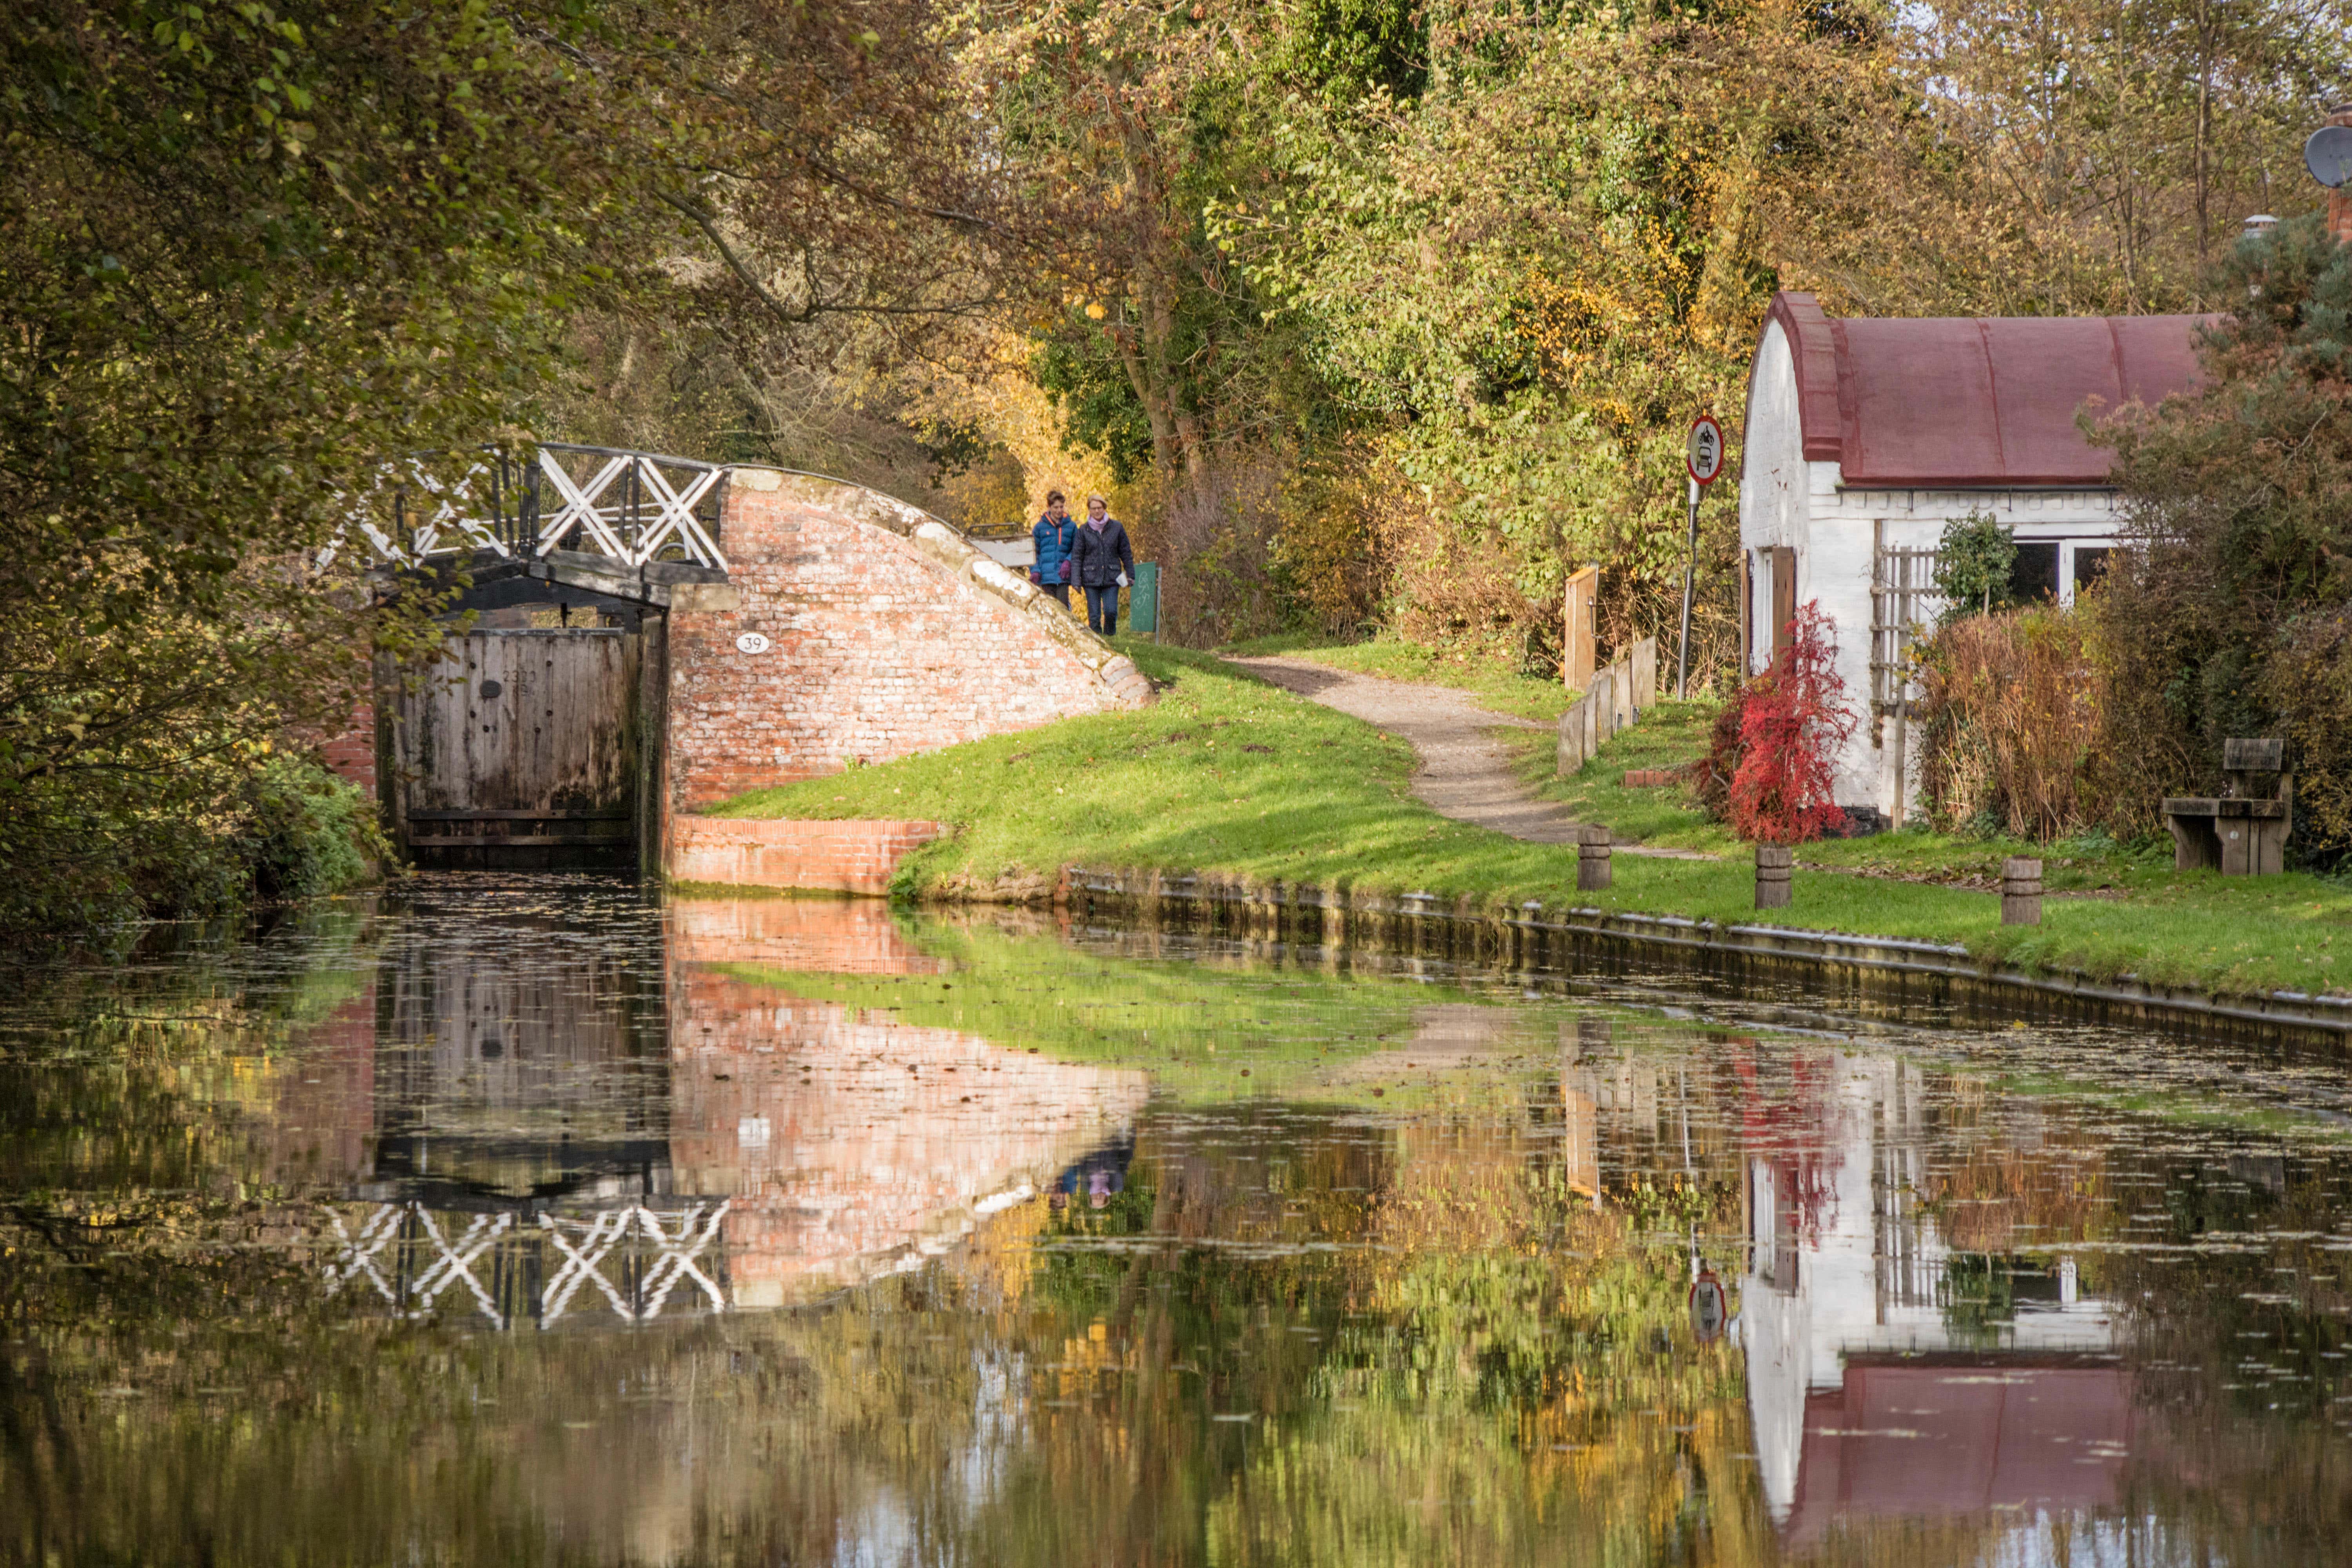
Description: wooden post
xmin=1577 ymin=824 xmax=1613 ymax=892
xmin=1755 ymin=843 xmax=1793 ymax=910
xmin=1770 ymin=546 xmax=1796 ymax=670
xmin=1564 ymin=564 xmax=1599 ymax=690
xmin=1739 ymin=550 xmax=1752 ymax=679
xmin=2001 ymin=857 xmax=2043 ymax=926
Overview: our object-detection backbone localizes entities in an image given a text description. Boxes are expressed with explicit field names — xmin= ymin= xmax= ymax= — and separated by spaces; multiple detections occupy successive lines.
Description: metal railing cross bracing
xmin=326 ymin=443 xmax=730 ymax=572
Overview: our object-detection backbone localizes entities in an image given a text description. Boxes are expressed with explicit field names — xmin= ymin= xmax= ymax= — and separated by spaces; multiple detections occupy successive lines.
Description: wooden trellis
xmin=1870 ymin=533 xmax=1944 ymax=830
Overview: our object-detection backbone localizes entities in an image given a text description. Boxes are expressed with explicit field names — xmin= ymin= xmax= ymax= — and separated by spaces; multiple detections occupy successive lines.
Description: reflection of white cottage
xmin=1736 ymin=291 xmax=2215 ymax=823
xmin=1740 ymin=1054 xmax=2123 ymax=1545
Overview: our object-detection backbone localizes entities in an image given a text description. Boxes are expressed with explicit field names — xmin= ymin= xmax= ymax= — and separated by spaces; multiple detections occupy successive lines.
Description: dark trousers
xmin=1083 ymin=584 xmax=1119 ymax=635
xmin=1039 ymin=583 xmax=1070 ymax=607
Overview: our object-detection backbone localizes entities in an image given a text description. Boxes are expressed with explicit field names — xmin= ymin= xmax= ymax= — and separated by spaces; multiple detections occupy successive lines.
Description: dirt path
xmin=1226 ymin=655 xmax=1614 ymax=847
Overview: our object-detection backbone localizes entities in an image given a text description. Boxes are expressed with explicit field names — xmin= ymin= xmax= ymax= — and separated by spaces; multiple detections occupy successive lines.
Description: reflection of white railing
xmin=325 ymin=1203 xmax=513 ymax=1326
xmin=321 ymin=444 xmax=729 ymax=572
xmin=540 ymin=1204 xmax=729 ymax=1325
xmin=321 ymin=1200 xmax=731 ymax=1330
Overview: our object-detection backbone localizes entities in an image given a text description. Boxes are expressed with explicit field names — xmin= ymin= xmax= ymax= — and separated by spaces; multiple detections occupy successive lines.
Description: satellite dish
xmin=2306 ymin=125 xmax=2352 ymax=188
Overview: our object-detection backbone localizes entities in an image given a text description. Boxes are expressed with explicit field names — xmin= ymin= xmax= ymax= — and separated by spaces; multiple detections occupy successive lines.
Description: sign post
xmin=1131 ymin=561 xmax=1160 ymax=640
xmin=1678 ymin=415 xmax=1726 ymax=701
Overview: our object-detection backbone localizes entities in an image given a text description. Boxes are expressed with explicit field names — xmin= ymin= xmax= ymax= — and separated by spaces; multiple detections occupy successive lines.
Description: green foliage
xmin=1031 ymin=318 xmax=1158 ymax=484
xmin=238 ymin=757 xmax=389 ymax=904
xmin=0 ymin=751 xmax=383 ymax=938
xmin=2094 ymin=213 xmax=2352 ymax=858
xmin=1933 ymin=510 xmax=2020 ymax=621
xmin=4 ymin=0 xmax=1004 ymax=933
xmin=1202 ymin=7 xmax=1857 ymax=673
xmin=0 ymin=0 xmax=682 ymax=931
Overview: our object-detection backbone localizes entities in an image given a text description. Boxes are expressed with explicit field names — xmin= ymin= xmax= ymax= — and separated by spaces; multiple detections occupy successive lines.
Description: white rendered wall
xmin=1737 ymin=323 xmax=1866 ymax=803
xmin=1737 ymin=321 xmax=1811 ymax=682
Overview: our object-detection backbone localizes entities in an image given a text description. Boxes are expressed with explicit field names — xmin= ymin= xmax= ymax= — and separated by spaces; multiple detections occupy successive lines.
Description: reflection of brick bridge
xmin=668 ymin=898 xmax=1150 ymax=1307
xmin=293 ymin=897 xmax=1146 ymax=1326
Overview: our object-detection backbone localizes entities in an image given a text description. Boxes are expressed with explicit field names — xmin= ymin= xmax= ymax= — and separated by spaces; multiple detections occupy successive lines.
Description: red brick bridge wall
xmin=666 ymin=468 xmax=1151 ymax=815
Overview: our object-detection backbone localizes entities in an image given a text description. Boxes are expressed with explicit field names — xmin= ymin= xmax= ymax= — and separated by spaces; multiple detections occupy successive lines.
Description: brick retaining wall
xmin=666 ymin=468 xmax=1151 ymax=813
xmin=669 ymin=817 xmax=943 ymax=895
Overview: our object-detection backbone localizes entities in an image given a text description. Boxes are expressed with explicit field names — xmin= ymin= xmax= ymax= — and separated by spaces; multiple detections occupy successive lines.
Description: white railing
xmin=321 ymin=1198 xmax=732 ymax=1330
xmin=323 ymin=444 xmax=729 ymax=572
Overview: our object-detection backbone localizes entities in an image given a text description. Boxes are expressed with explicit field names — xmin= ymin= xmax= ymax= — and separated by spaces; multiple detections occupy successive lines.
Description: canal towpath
xmin=1223 ymin=654 xmax=1712 ymax=859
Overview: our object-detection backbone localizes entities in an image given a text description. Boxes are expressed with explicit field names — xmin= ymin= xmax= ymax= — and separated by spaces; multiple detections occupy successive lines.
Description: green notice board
xmin=1130 ymin=561 xmax=1160 ymax=637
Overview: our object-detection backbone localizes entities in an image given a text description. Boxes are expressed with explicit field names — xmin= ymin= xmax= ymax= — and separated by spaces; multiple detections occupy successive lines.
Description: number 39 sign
xmin=1686 ymin=415 xmax=1726 ymax=486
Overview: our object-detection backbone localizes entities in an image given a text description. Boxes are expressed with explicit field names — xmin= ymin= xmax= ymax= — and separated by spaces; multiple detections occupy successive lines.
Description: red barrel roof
xmin=1755 ymin=292 xmax=2219 ymax=487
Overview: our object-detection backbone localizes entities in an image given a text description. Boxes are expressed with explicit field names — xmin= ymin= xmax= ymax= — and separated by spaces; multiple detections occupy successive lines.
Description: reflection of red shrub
xmin=1727 ymin=601 xmax=1855 ymax=844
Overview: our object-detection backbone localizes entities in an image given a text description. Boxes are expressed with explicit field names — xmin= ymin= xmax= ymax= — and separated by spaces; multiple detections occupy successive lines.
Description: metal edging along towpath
xmin=1053 ymin=867 xmax=2352 ymax=1045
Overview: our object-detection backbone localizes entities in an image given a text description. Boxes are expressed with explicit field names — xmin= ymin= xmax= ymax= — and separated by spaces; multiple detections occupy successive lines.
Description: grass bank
xmin=708 ymin=642 xmax=2352 ymax=1000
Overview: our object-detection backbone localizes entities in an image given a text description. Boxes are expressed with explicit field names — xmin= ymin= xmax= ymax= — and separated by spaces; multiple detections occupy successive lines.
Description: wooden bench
xmin=2161 ymin=738 xmax=2292 ymax=875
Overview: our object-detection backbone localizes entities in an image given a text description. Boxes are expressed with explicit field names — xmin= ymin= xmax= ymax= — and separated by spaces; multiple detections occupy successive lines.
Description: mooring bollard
xmin=1577 ymin=824 xmax=1613 ymax=892
xmin=1755 ymin=843 xmax=1793 ymax=909
xmin=2002 ymin=856 xmax=2043 ymax=926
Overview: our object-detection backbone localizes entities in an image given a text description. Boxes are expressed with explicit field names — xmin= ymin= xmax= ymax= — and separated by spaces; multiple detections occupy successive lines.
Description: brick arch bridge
xmin=342 ymin=446 xmax=1149 ymax=876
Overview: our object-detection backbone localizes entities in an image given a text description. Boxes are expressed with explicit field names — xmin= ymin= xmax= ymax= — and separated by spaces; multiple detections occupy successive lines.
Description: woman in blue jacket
xmin=1030 ymin=490 xmax=1075 ymax=607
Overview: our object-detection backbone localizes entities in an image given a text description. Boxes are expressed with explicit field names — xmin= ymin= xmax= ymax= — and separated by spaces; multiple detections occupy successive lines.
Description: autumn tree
xmin=0 ymin=0 xmax=1018 ymax=930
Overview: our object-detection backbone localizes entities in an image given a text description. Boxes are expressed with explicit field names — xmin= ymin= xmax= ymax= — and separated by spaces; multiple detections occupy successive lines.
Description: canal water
xmin=4 ymin=876 xmax=2350 ymax=1565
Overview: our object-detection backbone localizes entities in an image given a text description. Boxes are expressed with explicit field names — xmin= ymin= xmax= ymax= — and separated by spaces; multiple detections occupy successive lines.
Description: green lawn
xmin=1519 ymin=697 xmax=2189 ymax=894
xmin=1220 ymin=631 xmax=1572 ymax=723
xmin=708 ymin=641 xmax=2352 ymax=999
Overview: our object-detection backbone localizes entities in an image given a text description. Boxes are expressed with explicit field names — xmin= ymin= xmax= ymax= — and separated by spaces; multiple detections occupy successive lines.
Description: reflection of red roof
xmin=1788 ymin=1356 xmax=2133 ymax=1544
xmin=1756 ymin=291 xmax=2218 ymax=487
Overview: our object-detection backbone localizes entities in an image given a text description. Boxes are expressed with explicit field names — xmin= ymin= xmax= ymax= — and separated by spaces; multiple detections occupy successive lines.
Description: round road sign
xmin=1686 ymin=416 xmax=1726 ymax=486
xmin=1690 ymin=1268 xmax=1728 ymax=1343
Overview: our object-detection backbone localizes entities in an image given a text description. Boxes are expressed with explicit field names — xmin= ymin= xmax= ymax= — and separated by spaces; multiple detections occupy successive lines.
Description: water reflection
xmin=3 ymin=877 xmax=2351 ymax=1564
xmin=1734 ymin=1054 xmax=2125 ymax=1542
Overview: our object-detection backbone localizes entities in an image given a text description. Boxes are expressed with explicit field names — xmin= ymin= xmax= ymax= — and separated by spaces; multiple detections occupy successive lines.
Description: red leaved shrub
xmin=1725 ymin=601 xmax=1855 ymax=843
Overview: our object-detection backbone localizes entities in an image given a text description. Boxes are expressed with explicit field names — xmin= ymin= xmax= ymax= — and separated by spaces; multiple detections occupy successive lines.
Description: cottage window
xmin=2008 ymin=542 xmax=2061 ymax=604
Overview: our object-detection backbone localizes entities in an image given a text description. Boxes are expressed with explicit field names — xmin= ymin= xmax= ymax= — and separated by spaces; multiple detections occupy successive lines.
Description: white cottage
xmin=1737 ymin=290 xmax=2216 ymax=826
